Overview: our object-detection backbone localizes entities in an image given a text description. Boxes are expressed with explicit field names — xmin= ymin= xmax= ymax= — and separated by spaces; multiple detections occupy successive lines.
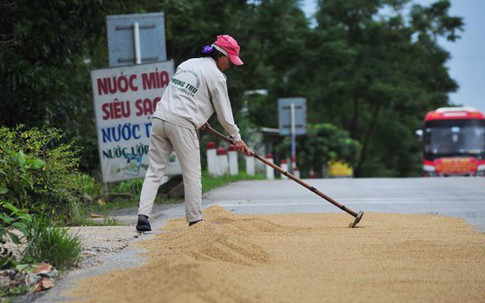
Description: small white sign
xmin=91 ymin=61 xmax=180 ymax=183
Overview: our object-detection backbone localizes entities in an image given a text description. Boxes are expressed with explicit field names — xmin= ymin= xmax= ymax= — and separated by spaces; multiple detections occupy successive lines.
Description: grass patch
xmin=202 ymin=172 xmax=265 ymax=193
xmin=88 ymin=196 xmax=139 ymax=213
xmin=0 ymin=284 xmax=32 ymax=299
xmin=67 ymin=200 xmax=120 ymax=226
xmin=22 ymin=216 xmax=82 ymax=270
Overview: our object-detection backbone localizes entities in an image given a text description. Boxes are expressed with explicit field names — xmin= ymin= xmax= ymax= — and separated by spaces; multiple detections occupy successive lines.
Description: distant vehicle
xmin=417 ymin=107 xmax=485 ymax=177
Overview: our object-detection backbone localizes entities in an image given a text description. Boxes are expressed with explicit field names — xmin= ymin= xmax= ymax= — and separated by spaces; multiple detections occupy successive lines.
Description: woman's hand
xmin=233 ymin=139 xmax=252 ymax=156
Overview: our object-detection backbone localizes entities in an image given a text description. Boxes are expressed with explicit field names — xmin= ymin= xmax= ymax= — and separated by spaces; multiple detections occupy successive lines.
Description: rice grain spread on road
xmin=67 ymin=205 xmax=484 ymax=303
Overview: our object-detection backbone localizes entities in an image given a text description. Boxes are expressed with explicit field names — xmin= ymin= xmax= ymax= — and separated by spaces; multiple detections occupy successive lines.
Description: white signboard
xmin=91 ymin=61 xmax=180 ymax=183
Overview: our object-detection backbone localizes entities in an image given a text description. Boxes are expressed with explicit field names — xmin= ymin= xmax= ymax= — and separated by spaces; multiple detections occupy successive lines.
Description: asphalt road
xmin=204 ymin=177 xmax=485 ymax=232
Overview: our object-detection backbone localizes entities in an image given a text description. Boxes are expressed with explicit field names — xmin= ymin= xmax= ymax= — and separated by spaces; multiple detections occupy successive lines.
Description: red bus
xmin=420 ymin=107 xmax=485 ymax=177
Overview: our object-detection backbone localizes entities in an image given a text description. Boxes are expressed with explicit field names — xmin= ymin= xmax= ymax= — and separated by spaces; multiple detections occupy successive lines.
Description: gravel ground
xmin=72 ymin=203 xmax=176 ymax=268
xmin=69 ymin=225 xmax=139 ymax=269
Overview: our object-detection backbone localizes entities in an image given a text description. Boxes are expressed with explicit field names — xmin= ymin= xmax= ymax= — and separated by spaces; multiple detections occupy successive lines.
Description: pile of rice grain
xmin=67 ymin=206 xmax=485 ymax=303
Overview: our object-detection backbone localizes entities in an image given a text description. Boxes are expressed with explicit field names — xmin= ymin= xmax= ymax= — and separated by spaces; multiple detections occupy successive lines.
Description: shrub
xmin=72 ymin=173 xmax=102 ymax=199
xmin=22 ymin=215 xmax=81 ymax=270
xmin=0 ymin=202 xmax=32 ymax=269
xmin=0 ymin=149 xmax=45 ymax=206
xmin=0 ymin=125 xmax=87 ymax=222
xmin=275 ymin=123 xmax=361 ymax=177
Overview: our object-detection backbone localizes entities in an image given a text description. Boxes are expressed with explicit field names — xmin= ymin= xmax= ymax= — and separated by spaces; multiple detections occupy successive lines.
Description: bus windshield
xmin=424 ymin=119 xmax=485 ymax=158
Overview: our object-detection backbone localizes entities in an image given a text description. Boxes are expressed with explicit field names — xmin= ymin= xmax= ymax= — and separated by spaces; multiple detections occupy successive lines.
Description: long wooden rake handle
xmin=203 ymin=123 xmax=364 ymax=228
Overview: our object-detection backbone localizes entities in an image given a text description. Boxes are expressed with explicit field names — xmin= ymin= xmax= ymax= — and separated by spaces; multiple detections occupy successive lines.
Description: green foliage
xmin=276 ymin=124 xmax=361 ymax=177
xmin=70 ymin=173 xmax=102 ymax=202
xmin=308 ymin=0 xmax=462 ymax=176
xmin=0 ymin=0 xmax=464 ymax=177
xmin=202 ymin=171 xmax=265 ymax=194
xmin=0 ymin=126 xmax=89 ymax=222
xmin=0 ymin=202 xmax=31 ymax=246
xmin=0 ymin=137 xmax=41 ymax=268
xmin=0 ymin=148 xmax=45 ymax=206
xmin=66 ymin=199 xmax=120 ymax=227
xmin=0 ymin=0 xmax=117 ymax=171
xmin=1 ymin=285 xmax=32 ymax=298
xmin=0 ymin=202 xmax=32 ymax=269
xmin=22 ymin=216 xmax=81 ymax=270
xmin=112 ymin=178 xmax=144 ymax=194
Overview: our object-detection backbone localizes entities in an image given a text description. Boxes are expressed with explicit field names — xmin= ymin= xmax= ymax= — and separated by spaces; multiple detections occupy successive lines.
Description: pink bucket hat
xmin=213 ymin=35 xmax=244 ymax=65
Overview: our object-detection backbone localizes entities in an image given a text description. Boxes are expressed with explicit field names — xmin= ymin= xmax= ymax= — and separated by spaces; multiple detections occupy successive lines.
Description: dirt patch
xmin=66 ymin=206 xmax=485 ymax=303
xmin=69 ymin=226 xmax=137 ymax=268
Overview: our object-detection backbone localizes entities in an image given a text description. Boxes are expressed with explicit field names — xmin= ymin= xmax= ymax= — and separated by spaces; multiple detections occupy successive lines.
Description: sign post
xmin=278 ymin=98 xmax=306 ymax=170
xmin=290 ymin=103 xmax=296 ymax=169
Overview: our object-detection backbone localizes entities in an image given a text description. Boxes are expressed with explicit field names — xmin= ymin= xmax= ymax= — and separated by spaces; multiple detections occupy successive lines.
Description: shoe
xmin=188 ymin=219 xmax=204 ymax=227
xmin=136 ymin=215 xmax=152 ymax=232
